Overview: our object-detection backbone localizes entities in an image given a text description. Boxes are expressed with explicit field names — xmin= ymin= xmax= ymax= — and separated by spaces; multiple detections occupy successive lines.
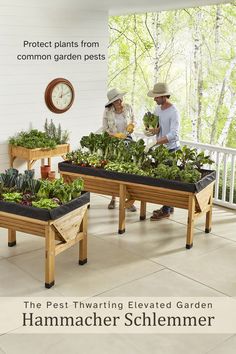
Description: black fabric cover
xmin=0 ymin=191 xmax=90 ymax=221
xmin=59 ymin=161 xmax=216 ymax=193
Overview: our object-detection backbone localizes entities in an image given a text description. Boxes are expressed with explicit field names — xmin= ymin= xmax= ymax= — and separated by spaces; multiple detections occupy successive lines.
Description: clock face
xmin=45 ymin=78 xmax=74 ymax=113
xmin=51 ymin=83 xmax=73 ymax=110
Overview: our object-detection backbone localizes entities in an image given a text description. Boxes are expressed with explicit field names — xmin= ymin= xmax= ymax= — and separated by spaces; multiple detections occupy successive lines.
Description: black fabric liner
xmin=59 ymin=161 xmax=216 ymax=193
xmin=0 ymin=191 xmax=90 ymax=221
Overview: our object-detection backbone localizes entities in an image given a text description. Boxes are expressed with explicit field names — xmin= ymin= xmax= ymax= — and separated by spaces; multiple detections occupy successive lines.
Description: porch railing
xmin=181 ymin=140 xmax=236 ymax=210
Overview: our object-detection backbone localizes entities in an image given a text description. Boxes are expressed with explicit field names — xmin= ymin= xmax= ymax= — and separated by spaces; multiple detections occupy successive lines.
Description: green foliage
xmin=32 ymin=198 xmax=59 ymax=210
xmin=0 ymin=168 xmax=84 ymax=209
xmin=70 ymin=133 xmax=214 ymax=183
xmin=175 ymin=146 xmax=214 ymax=170
xmin=9 ymin=120 xmax=69 ymax=149
xmin=2 ymin=192 xmax=22 ymax=203
xmin=105 ymin=162 xmax=148 ymax=176
xmin=44 ymin=119 xmax=69 ymax=144
xmin=9 ymin=130 xmax=57 ymax=149
xmin=179 ymin=165 xmax=202 ymax=183
xmin=37 ymin=178 xmax=83 ymax=204
xmin=143 ymin=112 xmax=159 ymax=129
xmin=108 ymin=4 xmax=236 ymax=148
xmin=0 ymin=168 xmax=19 ymax=189
xmin=149 ymin=145 xmax=174 ymax=166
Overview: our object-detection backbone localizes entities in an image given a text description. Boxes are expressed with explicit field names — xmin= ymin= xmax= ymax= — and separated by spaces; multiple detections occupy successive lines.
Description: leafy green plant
xmin=105 ymin=162 xmax=148 ymax=175
xmin=69 ymin=133 xmax=214 ymax=184
xmin=32 ymin=198 xmax=59 ymax=209
xmin=149 ymin=145 xmax=173 ymax=166
xmin=9 ymin=120 xmax=69 ymax=149
xmin=9 ymin=130 xmax=57 ymax=149
xmin=178 ymin=164 xmax=202 ymax=183
xmin=0 ymin=168 xmax=19 ymax=189
xmin=2 ymin=192 xmax=22 ymax=203
xmin=143 ymin=112 xmax=159 ymax=129
xmin=0 ymin=168 xmax=84 ymax=209
xmin=129 ymin=139 xmax=146 ymax=167
xmin=37 ymin=177 xmax=84 ymax=204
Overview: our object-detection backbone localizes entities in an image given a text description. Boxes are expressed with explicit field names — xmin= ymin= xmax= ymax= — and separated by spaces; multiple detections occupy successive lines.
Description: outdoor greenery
xmin=0 ymin=168 xmax=83 ymax=209
xmin=9 ymin=119 xmax=69 ymax=149
xmin=108 ymin=2 xmax=236 ymax=148
xmin=66 ymin=132 xmax=213 ymax=183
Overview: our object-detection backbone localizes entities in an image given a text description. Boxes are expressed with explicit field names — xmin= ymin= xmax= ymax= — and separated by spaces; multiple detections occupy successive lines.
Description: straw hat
xmin=147 ymin=83 xmax=171 ymax=98
xmin=105 ymin=88 xmax=126 ymax=107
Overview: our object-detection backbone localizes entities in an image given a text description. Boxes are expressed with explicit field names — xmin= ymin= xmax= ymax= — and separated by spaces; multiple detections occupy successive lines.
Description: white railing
xmin=181 ymin=140 xmax=236 ymax=210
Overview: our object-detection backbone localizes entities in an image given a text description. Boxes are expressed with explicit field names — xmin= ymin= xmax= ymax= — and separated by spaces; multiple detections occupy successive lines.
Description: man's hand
xmin=156 ymin=136 xmax=169 ymax=145
xmin=147 ymin=127 xmax=160 ymax=135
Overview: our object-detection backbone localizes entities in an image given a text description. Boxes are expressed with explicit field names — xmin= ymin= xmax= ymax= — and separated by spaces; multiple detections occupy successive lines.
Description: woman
xmin=103 ymin=88 xmax=136 ymax=211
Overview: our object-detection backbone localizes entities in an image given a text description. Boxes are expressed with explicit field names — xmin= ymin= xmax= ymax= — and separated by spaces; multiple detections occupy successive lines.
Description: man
xmin=147 ymin=82 xmax=180 ymax=220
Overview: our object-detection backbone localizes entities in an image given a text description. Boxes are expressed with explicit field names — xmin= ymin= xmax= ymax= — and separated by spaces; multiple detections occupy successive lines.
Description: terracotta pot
xmin=48 ymin=171 xmax=56 ymax=180
xmin=40 ymin=165 xmax=50 ymax=179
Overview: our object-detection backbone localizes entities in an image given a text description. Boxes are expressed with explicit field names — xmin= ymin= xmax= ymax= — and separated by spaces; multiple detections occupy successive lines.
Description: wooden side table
xmin=9 ymin=144 xmax=70 ymax=170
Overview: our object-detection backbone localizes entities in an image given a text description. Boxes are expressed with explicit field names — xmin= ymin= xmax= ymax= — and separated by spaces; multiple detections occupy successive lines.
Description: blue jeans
xmin=163 ymin=146 xmax=180 ymax=214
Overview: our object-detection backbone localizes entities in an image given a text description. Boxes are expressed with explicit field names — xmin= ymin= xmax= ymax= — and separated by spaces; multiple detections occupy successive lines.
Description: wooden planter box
xmin=9 ymin=144 xmax=70 ymax=170
xmin=59 ymin=162 xmax=216 ymax=249
xmin=0 ymin=192 xmax=90 ymax=288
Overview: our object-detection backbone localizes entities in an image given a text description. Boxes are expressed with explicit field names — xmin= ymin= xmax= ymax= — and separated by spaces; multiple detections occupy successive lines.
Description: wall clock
xmin=45 ymin=78 xmax=74 ymax=113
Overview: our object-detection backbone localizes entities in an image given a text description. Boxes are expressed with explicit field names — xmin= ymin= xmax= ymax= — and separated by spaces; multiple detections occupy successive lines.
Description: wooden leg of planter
xmin=27 ymin=160 xmax=35 ymax=170
xmin=45 ymin=225 xmax=55 ymax=288
xmin=10 ymin=156 xmax=16 ymax=168
xmin=119 ymin=184 xmax=126 ymax=234
xmin=8 ymin=229 xmax=16 ymax=247
xmin=48 ymin=157 xmax=51 ymax=167
xmin=79 ymin=210 xmax=88 ymax=265
xmin=186 ymin=195 xmax=195 ymax=249
xmin=205 ymin=193 xmax=213 ymax=233
xmin=140 ymin=201 xmax=146 ymax=220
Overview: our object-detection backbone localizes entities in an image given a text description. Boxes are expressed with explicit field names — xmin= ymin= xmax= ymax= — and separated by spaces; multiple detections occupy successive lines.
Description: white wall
xmin=0 ymin=0 xmax=108 ymax=173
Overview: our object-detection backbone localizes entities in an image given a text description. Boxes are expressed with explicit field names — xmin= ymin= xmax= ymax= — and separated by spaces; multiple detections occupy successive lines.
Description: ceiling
xmin=25 ymin=0 xmax=230 ymax=14
xmin=106 ymin=0 xmax=229 ymax=15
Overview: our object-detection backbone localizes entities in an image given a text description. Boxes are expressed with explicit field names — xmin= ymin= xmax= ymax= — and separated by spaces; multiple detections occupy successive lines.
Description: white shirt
xmin=114 ymin=113 xmax=127 ymax=133
xmin=102 ymin=103 xmax=134 ymax=134
xmin=154 ymin=104 xmax=180 ymax=150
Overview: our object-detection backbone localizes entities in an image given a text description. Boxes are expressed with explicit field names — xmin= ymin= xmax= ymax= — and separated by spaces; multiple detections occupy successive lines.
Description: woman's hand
xmin=126 ymin=123 xmax=134 ymax=134
xmin=114 ymin=133 xmax=127 ymax=139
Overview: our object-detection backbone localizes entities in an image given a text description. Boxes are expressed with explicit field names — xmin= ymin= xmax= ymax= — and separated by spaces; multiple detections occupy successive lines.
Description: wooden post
xmin=205 ymin=192 xmax=213 ymax=233
xmin=45 ymin=225 xmax=55 ymax=288
xmin=186 ymin=195 xmax=195 ymax=249
xmin=8 ymin=229 xmax=16 ymax=247
xmin=140 ymin=201 xmax=146 ymax=220
xmin=48 ymin=157 xmax=51 ymax=167
xmin=79 ymin=209 xmax=88 ymax=265
xmin=119 ymin=184 xmax=126 ymax=234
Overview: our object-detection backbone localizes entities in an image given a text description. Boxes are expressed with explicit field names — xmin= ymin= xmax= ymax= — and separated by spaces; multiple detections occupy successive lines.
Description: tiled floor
xmin=0 ymin=194 xmax=236 ymax=354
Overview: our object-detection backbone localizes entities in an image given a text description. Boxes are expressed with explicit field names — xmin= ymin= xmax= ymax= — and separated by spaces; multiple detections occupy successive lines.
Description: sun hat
xmin=105 ymin=88 xmax=126 ymax=107
xmin=147 ymin=83 xmax=171 ymax=98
